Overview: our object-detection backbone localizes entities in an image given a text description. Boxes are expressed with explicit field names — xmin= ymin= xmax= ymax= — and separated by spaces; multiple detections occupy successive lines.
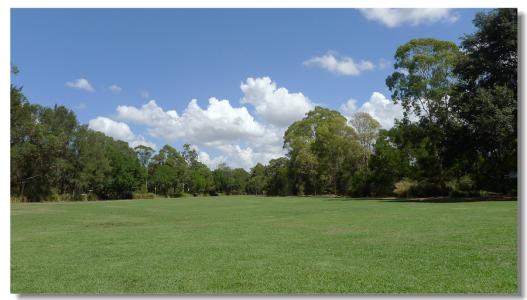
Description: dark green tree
xmin=451 ymin=8 xmax=517 ymax=192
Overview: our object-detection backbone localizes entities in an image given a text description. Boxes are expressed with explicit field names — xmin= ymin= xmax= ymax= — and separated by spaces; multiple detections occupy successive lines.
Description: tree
xmin=265 ymin=157 xmax=291 ymax=196
xmin=212 ymin=163 xmax=232 ymax=194
xmin=451 ymin=8 xmax=517 ymax=192
xmin=386 ymin=38 xmax=460 ymax=124
xmin=104 ymin=140 xmax=145 ymax=199
xmin=231 ymin=168 xmax=250 ymax=194
xmin=11 ymin=73 xmax=40 ymax=200
xmin=284 ymin=107 xmax=362 ymax=195
xmin=134 ymin=145 xmax=155 ymax=192
xmin=386 ymin=38 xmax=460 ymax=188
xmin=74 ymin=127 xmax=112 ymax=198
xmin=149 ymin=145 xmax=186 ymax=196
xmin=247 ymin=163 xmax=267 ymax=195
xmin=350 ymin=112 xmax=381 ymax=169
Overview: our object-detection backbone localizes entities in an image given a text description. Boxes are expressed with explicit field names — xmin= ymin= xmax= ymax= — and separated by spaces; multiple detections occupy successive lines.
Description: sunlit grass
xmin=11 ymin=196 xmax=517 ymax=294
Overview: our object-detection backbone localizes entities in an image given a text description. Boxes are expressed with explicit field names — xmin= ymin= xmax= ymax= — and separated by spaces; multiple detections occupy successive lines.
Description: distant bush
xmin=168 ymin=191 xmax=183 ymax=198
xmin=410 ymin=180 xmax=445 ymax=197
xmin=447 ymin=175 xmax=475 ymax=197
xmin=132 ymin=192 xmax=157 ymax=199
xmin=393 ymin=178 xmax=416 ymax=197
xmin=10 ymin=196 xmax=25 ymax=203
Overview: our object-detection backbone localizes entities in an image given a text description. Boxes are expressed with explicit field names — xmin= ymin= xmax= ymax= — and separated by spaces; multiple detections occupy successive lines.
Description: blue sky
xmin=11 ymin=8 xmax=484 ymax=169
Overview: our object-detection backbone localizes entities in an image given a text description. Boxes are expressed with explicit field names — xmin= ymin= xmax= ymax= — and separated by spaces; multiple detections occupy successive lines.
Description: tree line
xmin=11 ymin=9 xmax=517 ymax=201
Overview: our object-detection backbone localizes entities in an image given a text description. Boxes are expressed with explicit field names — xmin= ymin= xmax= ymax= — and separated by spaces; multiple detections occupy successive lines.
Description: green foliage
xmin=149 ymin=145 xmax=186 ymax=197
xmin=247 ymin=163 xmax=267 ymax=195
xmin=386 ymin=38 xmax=460 ymax=123
xmin=446 ymin=175 xmax=475 ymax=197
xmin=451 ymin=8 xmax=517 ymax=193
xmin=409 ymin=180 xmax=445 ymax=198
xmin=265 ymin=157 xmax=291 ymax=196
xmin=393 ymin=178 xmax=416 ymax=198
xmin=10 ymin=80 xmax=146 ymax=201
xmin=284 ymin=106 xmax=364 ymax=195
xmin=132 ymin=192 xmax=157 ymax=199
xmin=9 ymin=9 xmax=518 ymax=200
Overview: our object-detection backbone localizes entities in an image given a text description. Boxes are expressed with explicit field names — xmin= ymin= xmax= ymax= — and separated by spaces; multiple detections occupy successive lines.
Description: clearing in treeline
xmin=11 ymin=196 xmax=517 ymax=294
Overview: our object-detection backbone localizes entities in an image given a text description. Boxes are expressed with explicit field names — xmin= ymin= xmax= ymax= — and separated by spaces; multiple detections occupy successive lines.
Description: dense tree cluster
xmin=11 ymin=9 xmax=517 ymax=201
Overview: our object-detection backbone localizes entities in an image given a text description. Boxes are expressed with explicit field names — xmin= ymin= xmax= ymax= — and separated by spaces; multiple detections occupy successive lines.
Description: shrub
xmin=132 ymin=192 xmax=157 ymax=199
xmin=479 ymin=190 xmax=489 ymax=197
xmin=447 ymin=175 xmax=475 ymax=197
xmin=411 ymin=180 xmax=445 ymax=197
xmin=393 ymin=178 xmax=416 ymax=197
xmin=168 ymin=191 xmax=183 ymax=198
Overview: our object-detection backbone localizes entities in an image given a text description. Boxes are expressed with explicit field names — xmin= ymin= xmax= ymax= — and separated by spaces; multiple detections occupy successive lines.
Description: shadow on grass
xmin=381 ymin=196 xmax=517 ymax=203
xmin=325 ymin=196 xmax=517 ymax=203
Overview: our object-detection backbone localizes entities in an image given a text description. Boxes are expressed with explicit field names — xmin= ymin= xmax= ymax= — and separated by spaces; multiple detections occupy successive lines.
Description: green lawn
xmin=11 ymin=196 xmax=517 ymax=294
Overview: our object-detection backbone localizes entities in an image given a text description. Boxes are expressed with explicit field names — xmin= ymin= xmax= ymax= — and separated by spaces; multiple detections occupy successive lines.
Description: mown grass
xmin=11 ymin=196 xmax=518 ymax=294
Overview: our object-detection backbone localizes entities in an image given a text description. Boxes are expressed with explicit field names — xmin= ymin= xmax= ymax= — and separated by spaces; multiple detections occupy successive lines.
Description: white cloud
xmin=114 ymin=93 xmax=288 ymax=169
xmin=197 ymin=150 xmax=226 ymax=170
xmin=88 ymin=116 xmax=156 ymax=149
xmin=358 ymin=8 xmax=459 ymax=28
xmin=116 ymin=98 xmax=266 ymax=147
xmin=240 ymin=77 xmax=314 ymax=127
xmin=97 ymin=77 xmax=319 ymax=169
xmin=303 ymin=52 xmax=375 ymax=76
xmin=212 ymin=144 xmax=284 ymax=170
xmin=109 ymin=84 xmax=122 ymax=93
xmin=116 ymin=100 xmax=178 ymax=127
xmin=340 ymin=92 xmax=414 ymax=129
xmin=66 ymin=78 xmax=95 ymax=92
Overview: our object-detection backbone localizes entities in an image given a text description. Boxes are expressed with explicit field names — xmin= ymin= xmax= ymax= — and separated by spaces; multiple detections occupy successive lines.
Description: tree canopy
xmin=10 ymin=9 xmax=517 ymax=201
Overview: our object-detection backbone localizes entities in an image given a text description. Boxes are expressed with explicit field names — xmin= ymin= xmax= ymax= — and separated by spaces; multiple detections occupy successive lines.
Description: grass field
xmin=11 ymin=196 xmax=518 ymax=294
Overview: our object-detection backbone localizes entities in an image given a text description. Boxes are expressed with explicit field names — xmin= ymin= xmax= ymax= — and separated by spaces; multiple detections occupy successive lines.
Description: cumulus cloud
xmin=197 ymin=150 xmax=226 ymax=170
xmin=116 ymin=98 xmax=266 ymax=147
xmin=88 ymin=116 xmax=156 ymax=149
xmin=358 ymin=8 xmax=459 ymax=28
xmin=109 ymin=84 xmax=122 ymax=93
xmin=240 ymin=77 xmax=314 ymax=127
xmin=303 ymin=52 xmax=375 ymax=76
xmin=340 ymin=92 xmax=414 ymax=129
xmin=96 ymin=77 xmax=318 ymax=169
xmin=114 ymin=93 xmax=288 ymax=169
xmin=208 ymin=144 xmax=285 ymax=170
xmin=66 ymin=78 xmax=95 ymax=92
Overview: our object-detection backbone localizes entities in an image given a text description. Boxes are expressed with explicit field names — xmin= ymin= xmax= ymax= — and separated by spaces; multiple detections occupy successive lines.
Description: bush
xmin=168 ymin=191 xmax=183 ymax=198
xmin=393 ymin=178 xmax=416 ymax=197
xmin=410 ymin=180 xmax=445 ymax=197
xmin=447 ymin=175 xmax=475 ymax=197
xmin=132 ymin=192 xmax=157 ymax=199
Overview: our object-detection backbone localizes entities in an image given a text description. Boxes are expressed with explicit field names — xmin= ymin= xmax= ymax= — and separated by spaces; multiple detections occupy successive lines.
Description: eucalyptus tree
xmin=452 ymin=8 xmax=517 ymax=192
xmin=134 ymin=145 xmax=155 ymax=192
xmin=386 ymin=38 xmax=460 ymax=187
xmin=284 ymin=107 xmax=362 ymax=195
xmin=350 ymin=112 xmax=381 ymax=169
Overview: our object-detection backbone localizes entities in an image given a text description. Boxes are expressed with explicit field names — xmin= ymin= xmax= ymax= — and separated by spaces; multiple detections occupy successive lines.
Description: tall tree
xmin=265 ymin=157 xmax=291 ymax=196
xmin=451 ymin=8 xmax=517 ymax=192
xmin=247 ymin=163 xmax=267 ymax=195
xmin=150 ymin=145 xmax=186 ymax=196
xmin=134 ymin=145 xmax=155 ymax=192
xmin=284 ymin=107 xmax=361 ymax=195
xmin=350 ymin=112 xmax=381 ymax=169
xmin=386 ymin=38 xmax=460 ymax=188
